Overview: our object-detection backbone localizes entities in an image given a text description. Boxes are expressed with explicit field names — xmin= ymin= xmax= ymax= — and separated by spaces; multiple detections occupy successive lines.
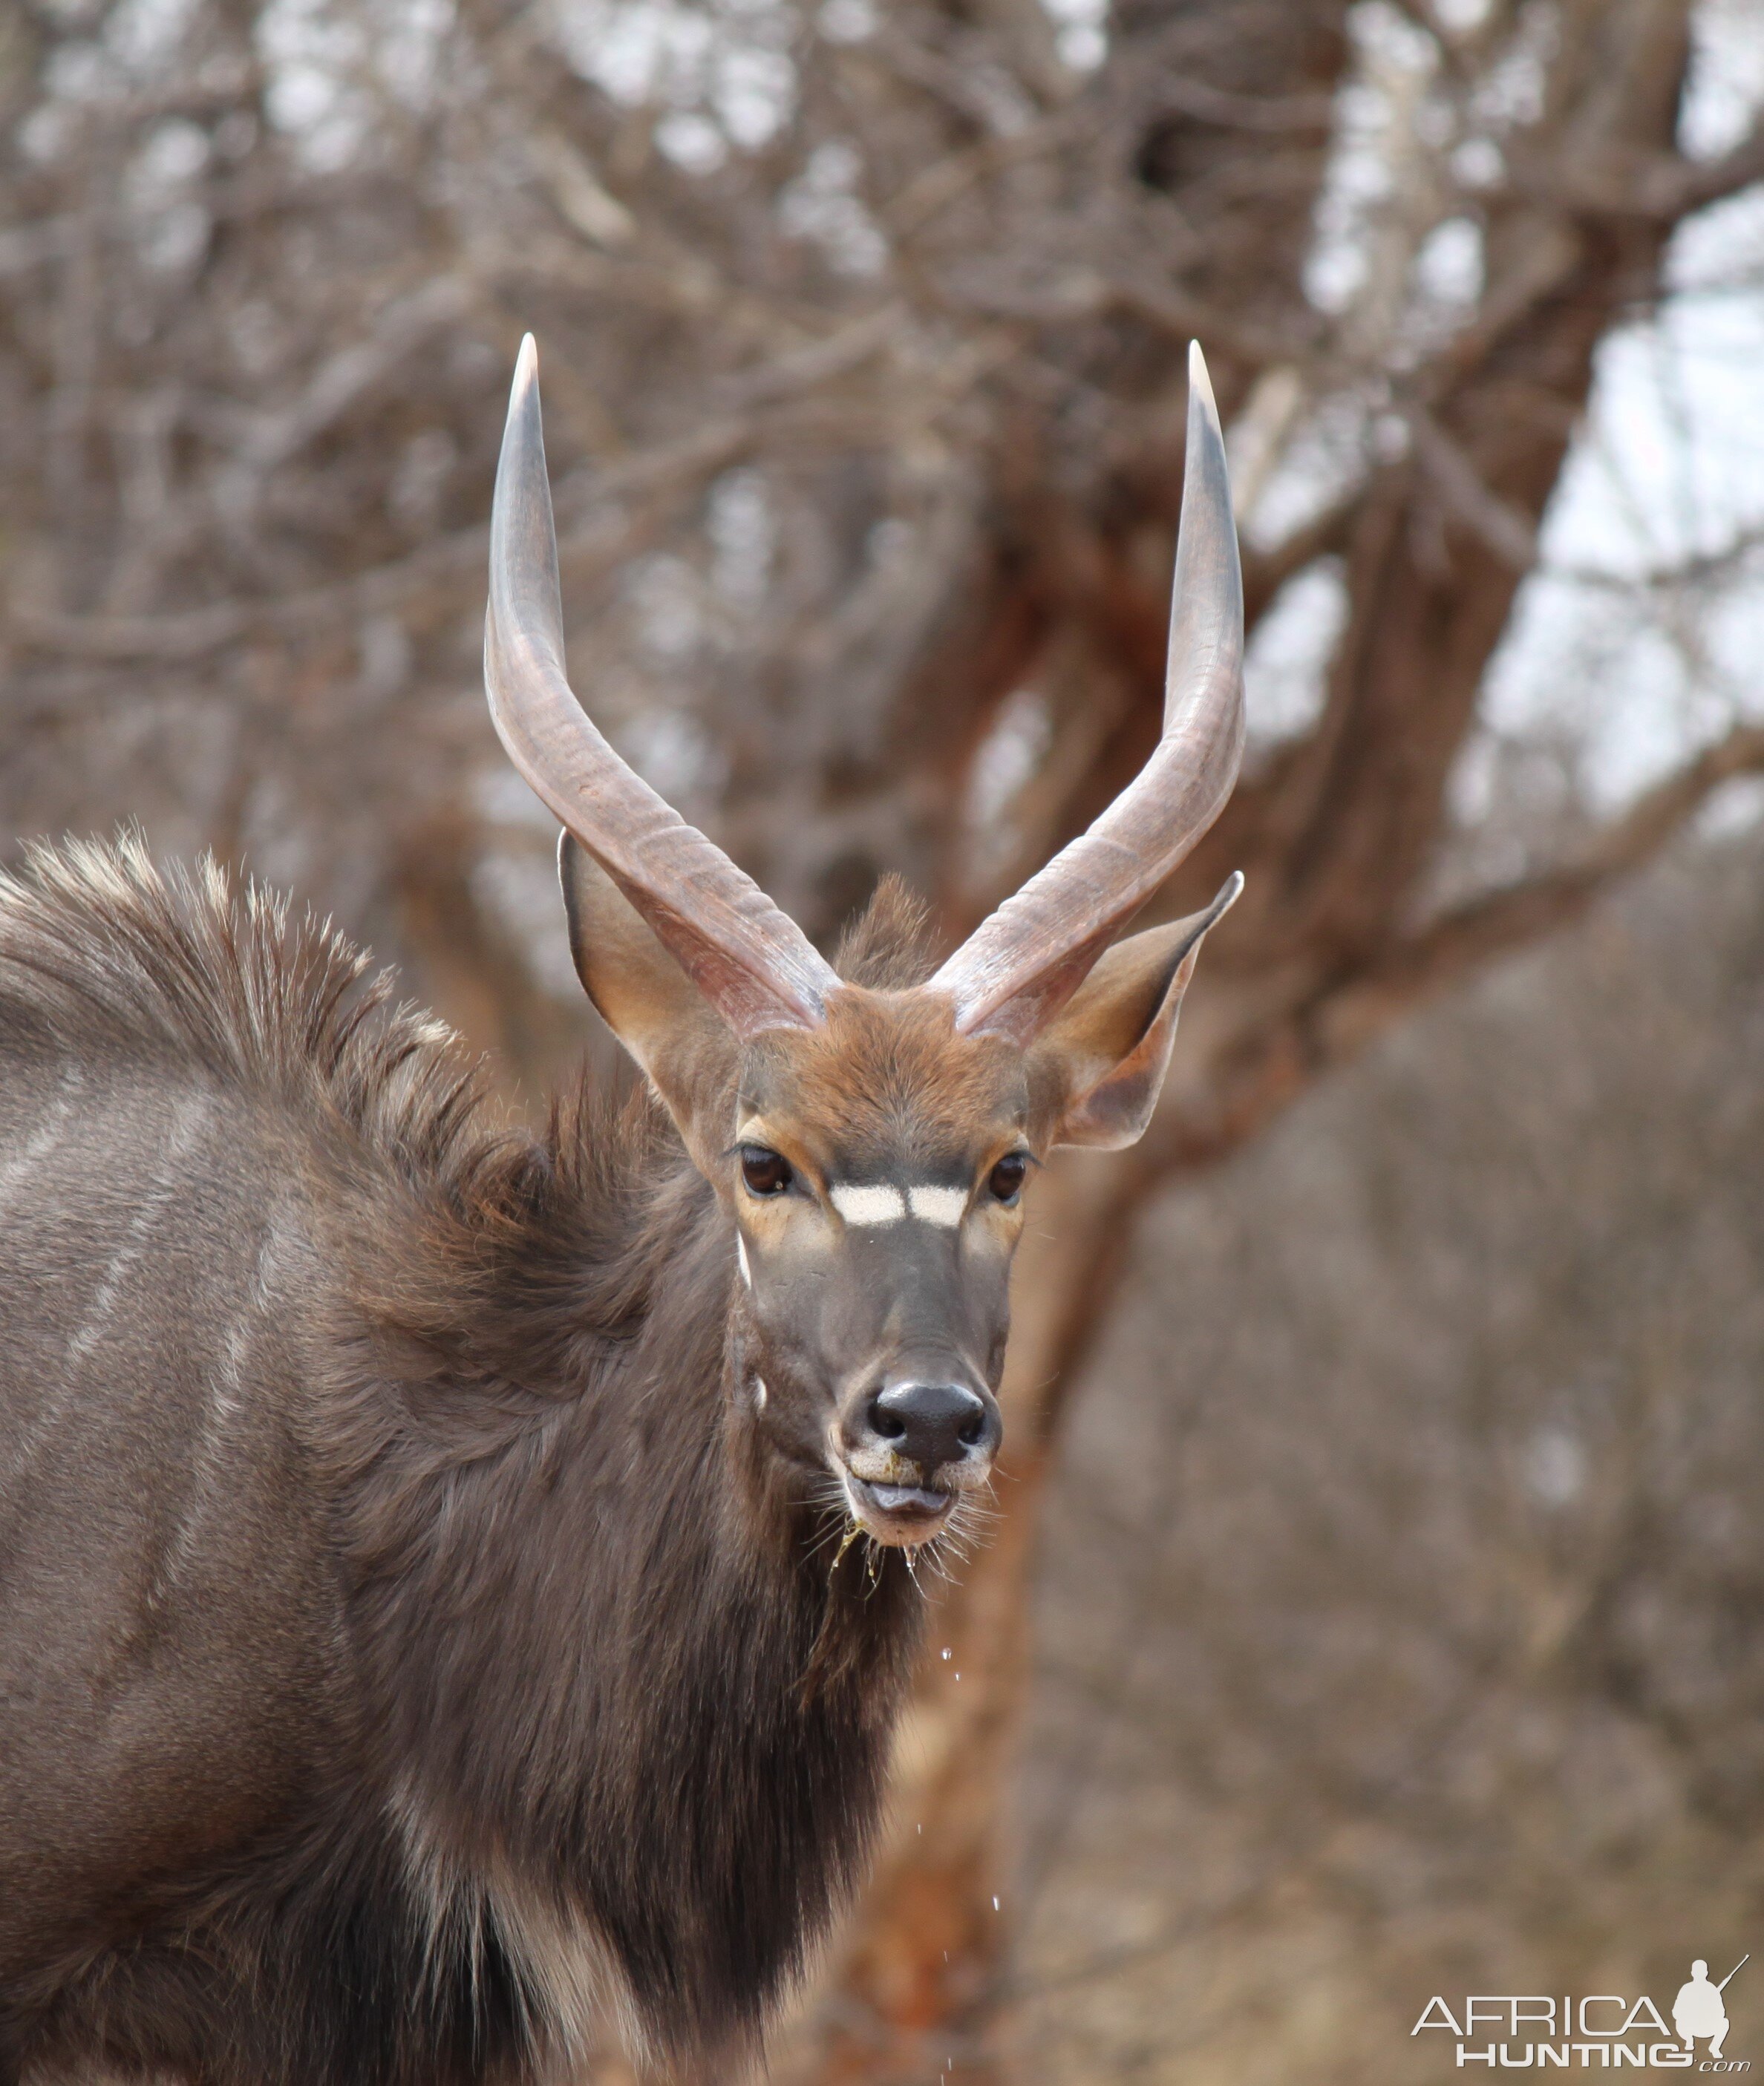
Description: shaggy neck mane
xmin=323 ymin=1075 xmax=924 ymax=2068
xmin=0 ymin=840 xmax=942 ymax=2078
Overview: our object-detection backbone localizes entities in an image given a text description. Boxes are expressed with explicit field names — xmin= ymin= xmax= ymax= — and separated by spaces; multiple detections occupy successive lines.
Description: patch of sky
xmin=255 ymin=0 xmax=456 ymax=171
xmin=135 ymin=116 xmax=210 ymax=183
xmin=1429 ymin=0 xmax=1492 ymax=32
xmin=256 ymin=0 xmax=371 ymax=168
xmin=1040 ymin=0 xmax=1108 ymax=74
xmin=43 ymin=39 xmax=122 ymax=106
xmin=1449 ymin=133 xmax=1503 ymax=189
xmin=655 ymin=111 xmax=726 ymax=173
xmin=1243 ymin=561 xmax=1348 ymax=752
xmin=125 ymin=117 xmax=212 ymax=273
xmin=817 ymin=0 xmax=875 ymax=45
xmin=626 ymin=553 xmax=705 ymax=661
xmin=1301 ymin=80 xmax=1389 ymax=316
xmin=374 ymin=0 xmax=455 ymax=112
xmin=1549 ymin=300 xmax=1764 ymax=578
xmin=1268 ymin=0 xmax=1764 ymax=831
xmin=1302 ymin=4 xmax=1437 ymax=317
xmin=1241 ymin=388 xmax=1376 ymax=553
xmin=1481 ymin=589 xmax=1715 ymax=813
xmin=106 ymin=0 xmax=204 ymax=79
xmin=1679 ymin=0 xmax=1764 ymax=161
xmin=968 ymin=689 xmax=1052 ymax=831
xmin=1523 ymin=1425 xmax=1586 ymax=1509
xmin=1304 ymin=1 xmax=1549 ymax=317
xmin=707 ymin=469 xmax=776 ymax=609
xmin=1697 ymin=771 xmax=1764 ymax=840
xmin=715 ymin=39 xmax=796 ymax=148
xmin=1412 ymin=214 xmax=1483 ymax=310
xmin=551 ymin=0 xmax=797 ymax=174
xmin=1668 ymin=181 xmax=1764 ymax=296
xmin=1403 ymin=213 xmax=1485 ymax=358
xmin=1465 ymin=1 xmax=1553 ymax=131
xmin=19 ymin=105 xmax=70 ymax=166
xmin=777 ymin=140 xmax=886 ymax=277
xmin=1480 ymin=140 xmax=1764 ymax=819
xmin=618 ymin=707 xmax=729 ymax=802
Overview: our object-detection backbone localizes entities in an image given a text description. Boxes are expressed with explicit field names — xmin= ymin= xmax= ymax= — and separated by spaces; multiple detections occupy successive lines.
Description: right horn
xmin=484 ymin=336 xmax=840 ymax=1039
xmin=929 ymin=342 xmax=1245 ymax=1046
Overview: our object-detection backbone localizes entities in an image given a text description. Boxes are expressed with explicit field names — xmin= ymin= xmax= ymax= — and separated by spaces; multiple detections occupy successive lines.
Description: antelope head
xmin=485 ymin=338 xmax=1244 ymax=1548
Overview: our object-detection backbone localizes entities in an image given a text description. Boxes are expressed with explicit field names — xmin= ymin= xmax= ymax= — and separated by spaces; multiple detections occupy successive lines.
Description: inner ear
xmin=559 ymin=833 xmax=740 ymax=1171
xmin=1030 ymin=874 xmax=1241 ymax=1151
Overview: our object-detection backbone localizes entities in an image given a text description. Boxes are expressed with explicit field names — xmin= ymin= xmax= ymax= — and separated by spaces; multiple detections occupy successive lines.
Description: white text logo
xmin=1414 ymin=1961 xmax=1749 ymax=2072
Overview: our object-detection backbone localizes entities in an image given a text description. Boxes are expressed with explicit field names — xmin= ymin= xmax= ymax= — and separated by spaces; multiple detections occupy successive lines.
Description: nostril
xmin=868 ymin=1381 xmax=992 ymax=1468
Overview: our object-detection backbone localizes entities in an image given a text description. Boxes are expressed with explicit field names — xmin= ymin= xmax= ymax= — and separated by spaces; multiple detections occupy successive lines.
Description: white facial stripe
xmin=830 ymin=1183 xmax=907 ymax=1226
xmin=736 ymin=1234 xmax=752 ymax=1287
xmin=828 ymin=1182 xmax=972 ymax=1229
xmin=908 ymin=1185 xmax=967 ymax=1229
xmin=752 ymin=1377 xmax=767 ymax=1411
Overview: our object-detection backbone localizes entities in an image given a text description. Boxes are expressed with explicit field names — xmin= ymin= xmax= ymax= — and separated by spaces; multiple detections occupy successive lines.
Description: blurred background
xmin=6 ymin=0 xmax=1764 ymax=2076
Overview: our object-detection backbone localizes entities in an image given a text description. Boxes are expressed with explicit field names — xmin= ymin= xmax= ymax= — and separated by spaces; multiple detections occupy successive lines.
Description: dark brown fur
xmin=0 ymin=840 xmax=935 ymax=2085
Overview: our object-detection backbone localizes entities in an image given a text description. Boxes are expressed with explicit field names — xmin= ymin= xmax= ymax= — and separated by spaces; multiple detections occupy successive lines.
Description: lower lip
xmin=843 ymin=1473 xmax=955 ymax=1532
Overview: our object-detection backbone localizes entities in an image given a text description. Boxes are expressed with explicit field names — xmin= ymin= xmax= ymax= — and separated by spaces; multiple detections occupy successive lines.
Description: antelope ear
xmin=1031 ymin=874 xmax=1241 ymax=1151
xmin=559 ymin=833 xmax=740 ymax=1171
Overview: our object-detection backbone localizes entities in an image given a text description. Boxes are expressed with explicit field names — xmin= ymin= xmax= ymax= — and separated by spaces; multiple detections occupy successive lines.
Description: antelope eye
xmin=740 ymin=1146 xmax=793 ymax=1197
xmin=987 ymin=1152 xmax=1029 ymax=1204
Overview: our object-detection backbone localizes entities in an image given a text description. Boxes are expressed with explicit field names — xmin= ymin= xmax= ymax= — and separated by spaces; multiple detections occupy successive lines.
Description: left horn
xmin=929 ymin=341 xmax=1245 ymax=1045
xmin=484 ymin=336 xmax=839 ymax=1039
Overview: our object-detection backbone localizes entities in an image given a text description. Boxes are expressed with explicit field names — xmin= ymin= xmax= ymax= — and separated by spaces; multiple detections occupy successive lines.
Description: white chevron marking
xmin=830 ymin=1184 xmax=906 ymax=1226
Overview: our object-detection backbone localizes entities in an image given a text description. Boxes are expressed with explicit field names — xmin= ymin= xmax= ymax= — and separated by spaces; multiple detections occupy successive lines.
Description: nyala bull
xmin=0 ymin=339 xmax=1244 ymax=2084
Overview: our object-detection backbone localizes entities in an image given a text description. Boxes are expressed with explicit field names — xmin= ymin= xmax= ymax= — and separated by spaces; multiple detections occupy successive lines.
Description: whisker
xmin=802 ymin=1519 xmax=846 ymax=1564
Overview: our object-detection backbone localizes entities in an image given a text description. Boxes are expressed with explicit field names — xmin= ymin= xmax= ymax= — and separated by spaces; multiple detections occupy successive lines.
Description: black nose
xmin=867 ymin=1382 xmax=996 ymax=1470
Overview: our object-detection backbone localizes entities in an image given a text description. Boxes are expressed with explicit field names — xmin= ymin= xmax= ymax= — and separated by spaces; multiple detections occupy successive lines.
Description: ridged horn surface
xmin=484 ymin=336 xmax=838 ymax=1038
xmin=930 ymin=341 xmax=1246 ymax=1045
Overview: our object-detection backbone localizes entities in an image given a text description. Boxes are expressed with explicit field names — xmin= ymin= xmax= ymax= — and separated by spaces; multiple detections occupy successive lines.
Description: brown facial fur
xmin=728 ymin=992 xmax=1025 ymax=1542
xmin=565 ymin=860 xmax=1236 ymax=1552
xmin=740 ymin=988 xmax=1031 ymax=1191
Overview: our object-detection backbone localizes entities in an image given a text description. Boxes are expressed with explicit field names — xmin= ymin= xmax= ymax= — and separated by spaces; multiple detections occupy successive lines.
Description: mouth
xmin=838 ymin=1468 xmax=956 ymax=1547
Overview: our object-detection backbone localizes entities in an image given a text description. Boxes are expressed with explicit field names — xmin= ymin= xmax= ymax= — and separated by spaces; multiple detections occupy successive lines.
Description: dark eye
xmin=987 ymin=1152 xmax=1029 ymax=1204
xmin=740 ymin=1146 xmax=793 ymax=1197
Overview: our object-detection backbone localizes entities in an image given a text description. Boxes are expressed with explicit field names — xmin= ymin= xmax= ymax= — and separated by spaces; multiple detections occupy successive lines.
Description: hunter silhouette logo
xmin=1413 ymin=1958 xmax=1750 ymax=2070
xmin=1676 ymin=1960 xmax=1747 ymax=2064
